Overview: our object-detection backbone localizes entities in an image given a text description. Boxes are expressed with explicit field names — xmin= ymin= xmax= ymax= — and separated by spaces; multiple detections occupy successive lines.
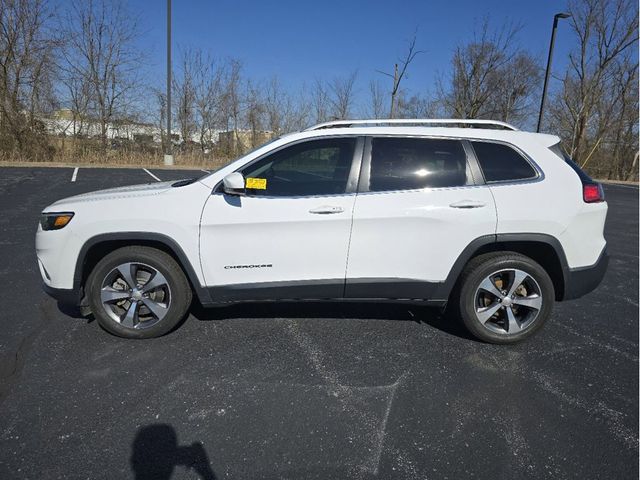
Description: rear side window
xmin=471 ymin=141 xmax=537 ymax=182
xmin=369 ymin=137 xmax=468 ymax=191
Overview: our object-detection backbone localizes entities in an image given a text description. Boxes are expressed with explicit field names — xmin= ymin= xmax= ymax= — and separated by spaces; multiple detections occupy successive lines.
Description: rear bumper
xmin=42 ymin=283 xmax=83 ymax=305
xmin=563 ymin=248 xmax=608 ymax=300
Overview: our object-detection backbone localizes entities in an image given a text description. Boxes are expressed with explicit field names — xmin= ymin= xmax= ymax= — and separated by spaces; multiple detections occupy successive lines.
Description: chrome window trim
xmin=467 ymin=138 xmax=545 ymax=186
xmin=212 ymin=135 xmax=365 ymax=198
xmin=359 ymin=135 xmax=480 ymax=194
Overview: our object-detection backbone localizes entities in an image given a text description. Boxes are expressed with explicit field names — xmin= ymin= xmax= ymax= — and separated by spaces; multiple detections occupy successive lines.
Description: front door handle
xmin=449 ymin=200 xmax=486 ymax=209
xmin=309 ymin=205 xmax=344 ymax=214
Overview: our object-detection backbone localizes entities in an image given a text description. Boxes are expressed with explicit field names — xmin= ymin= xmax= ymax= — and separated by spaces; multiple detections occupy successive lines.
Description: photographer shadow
xmin=131 ymin=424 xmax=216 ymax=480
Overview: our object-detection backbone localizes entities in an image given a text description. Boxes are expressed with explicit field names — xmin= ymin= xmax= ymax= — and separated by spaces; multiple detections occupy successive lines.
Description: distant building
xmin=43 ymin=110 xmax=164 ymax=143
xmin=42 ymin=110 xmax=273 ymax=153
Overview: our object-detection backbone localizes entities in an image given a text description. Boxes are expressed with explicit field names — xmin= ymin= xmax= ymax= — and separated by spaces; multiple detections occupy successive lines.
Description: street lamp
xmin=536 ymin=12 xmax=571 ymax=133
xmin=164 ymin=0 xmax=174 ymax=165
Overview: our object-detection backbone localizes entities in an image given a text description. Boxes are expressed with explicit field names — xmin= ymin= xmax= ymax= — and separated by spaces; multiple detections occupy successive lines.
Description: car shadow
xmin=56 ymin=301 xmax=93 ymax=321
xmin=190 ymin=300 xmax=475 ymax=341
xmin=131 ymin=424 xmax=216 ymax=479
xmin=53 ymin=295 xmax=475 ymax=341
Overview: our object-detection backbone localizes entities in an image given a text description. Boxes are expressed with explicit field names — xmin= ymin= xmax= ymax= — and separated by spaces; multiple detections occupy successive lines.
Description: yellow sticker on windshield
xmin=246 ymin=177 xmax=267 ymax=189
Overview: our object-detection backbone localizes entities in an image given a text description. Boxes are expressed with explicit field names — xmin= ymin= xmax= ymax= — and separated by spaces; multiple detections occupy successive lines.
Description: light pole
xmin=536 ymin=12 xmax=571 ymax=133
xmin=164 ymin=0 xmax=173 ymax=165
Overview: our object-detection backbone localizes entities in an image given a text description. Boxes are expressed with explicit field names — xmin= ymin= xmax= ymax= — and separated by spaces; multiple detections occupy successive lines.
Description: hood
xmin=45 ymin=181 xmax=176 ymax=209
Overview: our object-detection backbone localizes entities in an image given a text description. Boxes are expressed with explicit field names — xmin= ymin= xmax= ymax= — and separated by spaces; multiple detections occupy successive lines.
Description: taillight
xmin=583 ymin=183 xmax=605 ymax=203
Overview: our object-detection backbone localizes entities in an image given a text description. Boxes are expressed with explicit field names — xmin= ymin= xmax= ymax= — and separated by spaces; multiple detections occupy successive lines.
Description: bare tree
xmin=60 ymin=0 xmax=143 ymax=149
xmin=262 ymin=77 xmax=284 ymax=135
xmin=283 ymin=88 xmax=312 ymax=132
xmin=395 ymin=93 xmax=438 ymax=119
xmin=0 ymin=0 xmax=57 ymax=157
xmin=492 ymin=53 xmax=540 ymax=123
xmin=366 ymin=80 xmax=386 ymax=118
xmin=153 ymin=89 xmax=167 ymax=150
xmin=310 ymin=79 xmax=330 ymax=124
xmin=244 ymin=79 xmax=265 ymax=147
xmin=263 ymin=76 xmax=309 ymax=135
xmin=192 ymin=52 xmax=225 ymax=152
xmin=61 ymin=73 xmax=91 ymax=137
xmin=377 ymin=33 xmax=423 ymax=118
xmin=438 ymin=21 xmax=540 ymax=124
xmin=548 ymin=0 xmax=638 ymax=179
xmin=328 ymin=71 xmax=357 ymax=120
xmin=173 ymin=48 xmax=197 ymax=149
xmin=218 ymin=58 xmax=244 ymax=155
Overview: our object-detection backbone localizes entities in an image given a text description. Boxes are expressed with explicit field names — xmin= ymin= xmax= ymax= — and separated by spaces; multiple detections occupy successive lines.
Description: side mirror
xmin=222 ymin=172 xmax=245 ymax=196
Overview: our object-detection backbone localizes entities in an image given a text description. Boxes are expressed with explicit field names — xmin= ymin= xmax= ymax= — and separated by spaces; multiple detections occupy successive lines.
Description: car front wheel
xmin=87 ymin=246 xmax=192 ymax=338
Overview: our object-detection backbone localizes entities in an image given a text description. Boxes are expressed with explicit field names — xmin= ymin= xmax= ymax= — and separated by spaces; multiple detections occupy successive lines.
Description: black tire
xmin=453 ymin=252 xmax=554 ymax=344
xmin=87 ymin=246 xmax=192 ymax=339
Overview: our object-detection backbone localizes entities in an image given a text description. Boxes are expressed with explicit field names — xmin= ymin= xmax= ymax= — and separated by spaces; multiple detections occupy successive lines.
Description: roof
xmin=295 ymin=119 xmax=560 ymax=148
xmin=305 ymin=118 xmax=518 ymax=131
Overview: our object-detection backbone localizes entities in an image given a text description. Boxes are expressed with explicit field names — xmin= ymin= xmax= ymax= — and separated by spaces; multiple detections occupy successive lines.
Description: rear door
xmin=345 ymin=136 xmax=497 ymax=299
xmin=200 ymin=136 xmax=363 ymax=301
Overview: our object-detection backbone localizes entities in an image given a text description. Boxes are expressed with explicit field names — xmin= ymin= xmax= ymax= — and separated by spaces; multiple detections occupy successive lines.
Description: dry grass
xmin=0 ymin=148 xmax=233 ymax=170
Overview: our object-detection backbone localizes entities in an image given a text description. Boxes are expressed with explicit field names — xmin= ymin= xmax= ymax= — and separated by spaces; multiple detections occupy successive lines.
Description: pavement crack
xmin=0 ymin=300 xmax=51 ymax=404
xmin=532 ymin=371 xmax=638 ymax=451
xmin=281 ymin=318 xmax=408 ymax=475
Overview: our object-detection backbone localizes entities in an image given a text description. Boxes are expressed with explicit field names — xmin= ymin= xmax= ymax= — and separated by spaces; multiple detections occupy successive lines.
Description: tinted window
xmin=369 ymin=138 xmax=468 ymax=191
xmin=471 ymin=141 xmax=537 ymax=182
xmin=240 ymin=138 xmax=355 ymax=196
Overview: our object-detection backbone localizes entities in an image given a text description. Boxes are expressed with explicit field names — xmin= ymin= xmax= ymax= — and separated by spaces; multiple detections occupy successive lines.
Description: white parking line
xmin=143 ymin=168 xmax=161 ymax=182
xmin=71 ymin=167 xmax=78 ymax=182
xmin=201 ymin=169 xmax=210 ymax=173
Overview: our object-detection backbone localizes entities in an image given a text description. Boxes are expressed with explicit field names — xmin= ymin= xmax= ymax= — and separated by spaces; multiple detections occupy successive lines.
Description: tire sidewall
xmin=459 ymin=255 xmax=554 ymax=344
xmin=87 ymin=248 xmax=191 ymax=339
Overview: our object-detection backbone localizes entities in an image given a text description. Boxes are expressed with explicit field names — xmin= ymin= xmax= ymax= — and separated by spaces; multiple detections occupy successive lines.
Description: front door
xmin=200 ymin=136 xmax=362 ymax=301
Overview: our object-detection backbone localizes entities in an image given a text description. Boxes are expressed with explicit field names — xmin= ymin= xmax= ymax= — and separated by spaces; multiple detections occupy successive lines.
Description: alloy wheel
xmin=100 ymin=262 xmax=171 ymax=329
xmin=473 ymin=268 xmax=543 ymax=335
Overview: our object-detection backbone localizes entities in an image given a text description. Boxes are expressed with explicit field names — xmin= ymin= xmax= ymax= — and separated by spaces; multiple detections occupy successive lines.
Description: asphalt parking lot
xmin=0 ymin=166 xmax=637 ymax=479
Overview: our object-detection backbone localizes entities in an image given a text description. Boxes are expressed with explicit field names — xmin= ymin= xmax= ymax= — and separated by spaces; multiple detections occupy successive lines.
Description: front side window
xmin=240 ymin=138 xmax=356 ymax=196
xmin=471 ymin=141 xmax=537 ymax=182
xmin=369 ymin=137 xmax=469 ymax=191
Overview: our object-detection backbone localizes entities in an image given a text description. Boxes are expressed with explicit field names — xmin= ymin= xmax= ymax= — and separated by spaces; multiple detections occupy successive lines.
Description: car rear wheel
xmin=455 ymin=252 xmax=554 ymax=344
xmin=87 ymin=246 xmax=192 ymax=338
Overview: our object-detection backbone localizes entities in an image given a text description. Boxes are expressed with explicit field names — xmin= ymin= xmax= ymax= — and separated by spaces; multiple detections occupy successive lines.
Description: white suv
xmin=36 ymin=119 xmax=608 ymax=343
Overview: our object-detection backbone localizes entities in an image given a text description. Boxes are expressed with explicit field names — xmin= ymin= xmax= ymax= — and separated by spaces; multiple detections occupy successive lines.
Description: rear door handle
xmin=449 ymin=200 xmax=486 ymax=209
xmin=309 ymin=205 xmax=344 ymax=214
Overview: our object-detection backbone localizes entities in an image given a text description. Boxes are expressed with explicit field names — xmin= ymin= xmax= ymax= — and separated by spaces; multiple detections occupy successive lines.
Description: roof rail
xmin=304 ymin=118 xmax=519 ymax=131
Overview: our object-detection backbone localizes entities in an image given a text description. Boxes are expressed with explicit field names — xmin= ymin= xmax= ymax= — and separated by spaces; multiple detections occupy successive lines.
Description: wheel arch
xmin=74 ymin=232 xmax=212 ymax=305
xmin=440 ymin=234 xmax=569 ymax=301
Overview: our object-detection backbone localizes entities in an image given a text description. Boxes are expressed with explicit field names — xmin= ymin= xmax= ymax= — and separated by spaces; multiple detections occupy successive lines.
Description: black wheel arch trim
xmin=59 ymin=231 xmax=594 ymax=307
xmin=72 ymin=232 xmax=212 ymax=305
xmin=432 ymin=233 xmax=572 ymax=302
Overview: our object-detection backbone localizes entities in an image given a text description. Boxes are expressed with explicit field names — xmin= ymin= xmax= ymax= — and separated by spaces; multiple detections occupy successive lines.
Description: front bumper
xmin=563 ymin=248 xmax=609 ymax=300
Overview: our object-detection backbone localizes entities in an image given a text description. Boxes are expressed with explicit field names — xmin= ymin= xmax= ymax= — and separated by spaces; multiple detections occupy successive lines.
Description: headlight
xmin=40 ymin=212 xmax=74 ymax=230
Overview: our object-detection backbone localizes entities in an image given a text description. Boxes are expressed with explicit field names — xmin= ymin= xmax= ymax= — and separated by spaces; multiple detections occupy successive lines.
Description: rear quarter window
xmin=471 ymin=141 xmax=537 ymax=182
xmin=549 ymin=143 xmax=594 ymax=183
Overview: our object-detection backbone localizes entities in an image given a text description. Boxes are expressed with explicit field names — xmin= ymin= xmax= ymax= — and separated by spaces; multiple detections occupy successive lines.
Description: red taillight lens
xmin=583 ymin=183 xmax=604 ymax=203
